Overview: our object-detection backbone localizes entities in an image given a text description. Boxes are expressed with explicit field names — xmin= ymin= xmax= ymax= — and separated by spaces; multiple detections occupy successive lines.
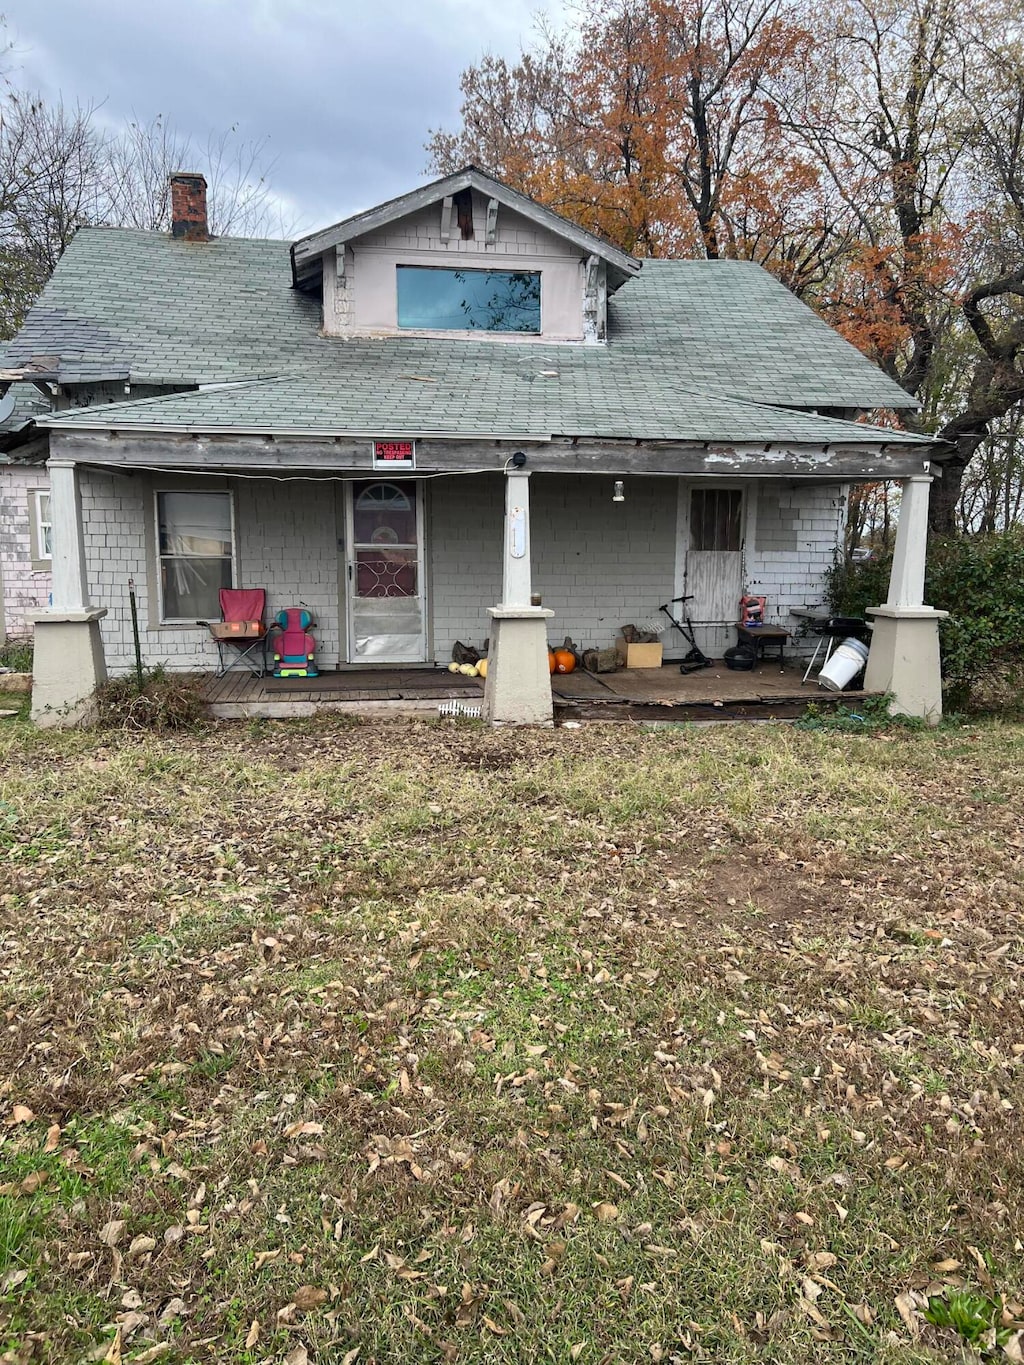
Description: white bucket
xmin=817 ymin=637 xmax=869 ymax=691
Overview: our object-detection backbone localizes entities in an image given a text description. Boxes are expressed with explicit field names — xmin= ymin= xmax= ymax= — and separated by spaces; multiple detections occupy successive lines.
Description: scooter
xmin=659 ymin=596 xmax=714 ymax=674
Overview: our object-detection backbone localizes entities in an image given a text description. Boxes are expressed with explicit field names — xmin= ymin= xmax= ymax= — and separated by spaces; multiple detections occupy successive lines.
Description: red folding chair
xmin=200 ymin=588 xmax=270 ymax=677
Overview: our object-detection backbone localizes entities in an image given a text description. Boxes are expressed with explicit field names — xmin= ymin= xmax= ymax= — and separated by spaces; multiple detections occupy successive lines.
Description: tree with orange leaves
xmin=427 ymin=0 xmax=846 ymax=294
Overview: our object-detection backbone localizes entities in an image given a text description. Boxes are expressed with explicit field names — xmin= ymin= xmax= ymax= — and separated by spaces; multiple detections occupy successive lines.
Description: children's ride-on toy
xmin=272 ymin=607 xmax=319 ymax=678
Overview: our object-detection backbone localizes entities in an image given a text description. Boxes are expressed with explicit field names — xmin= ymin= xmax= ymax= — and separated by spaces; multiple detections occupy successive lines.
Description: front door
xmin=681 ymin=485 xmax=744 ymax=658
xmin=344 ymin=480 xmax=427 ymax=662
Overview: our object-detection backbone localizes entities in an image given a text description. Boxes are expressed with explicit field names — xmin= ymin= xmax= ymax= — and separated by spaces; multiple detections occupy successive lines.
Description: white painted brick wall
xmin=0 ymin=465 xmax=51 ymax=637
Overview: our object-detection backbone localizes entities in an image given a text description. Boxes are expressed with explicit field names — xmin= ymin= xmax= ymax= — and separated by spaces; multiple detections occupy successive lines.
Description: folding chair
xmin=200 ymin=588 xmax=270 ymax=678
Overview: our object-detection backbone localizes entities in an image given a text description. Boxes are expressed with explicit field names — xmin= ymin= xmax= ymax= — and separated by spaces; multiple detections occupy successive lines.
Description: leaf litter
xmin=0 ymin=716 xmax=1021 ymax=1361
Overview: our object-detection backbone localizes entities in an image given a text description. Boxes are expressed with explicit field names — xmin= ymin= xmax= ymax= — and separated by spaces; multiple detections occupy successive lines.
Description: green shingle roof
xmin=2 ymin=223 xmax=925 ymax=447
xmin=37 ymin=361 xmax=932 ymax=447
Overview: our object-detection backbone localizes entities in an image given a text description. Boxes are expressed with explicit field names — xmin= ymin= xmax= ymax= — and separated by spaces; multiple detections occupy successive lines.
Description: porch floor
xmin=193 ymin=661 xmax=875 ymax=722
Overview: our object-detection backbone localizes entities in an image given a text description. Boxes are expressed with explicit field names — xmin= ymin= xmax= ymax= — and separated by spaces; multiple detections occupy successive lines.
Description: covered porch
xmin=29 ymin=426 xmax=943 ymax=727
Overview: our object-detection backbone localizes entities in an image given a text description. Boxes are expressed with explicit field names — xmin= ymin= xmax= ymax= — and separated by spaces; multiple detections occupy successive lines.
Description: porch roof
xmin=2 ymin=227 xmax=918 ymax=417
xmin=38 ymin=360 xmax=935 ymax=449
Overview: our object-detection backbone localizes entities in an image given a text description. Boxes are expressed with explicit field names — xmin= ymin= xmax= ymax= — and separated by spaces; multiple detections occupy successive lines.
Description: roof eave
xmin=290 ymin=166 xmax=641 ymax=284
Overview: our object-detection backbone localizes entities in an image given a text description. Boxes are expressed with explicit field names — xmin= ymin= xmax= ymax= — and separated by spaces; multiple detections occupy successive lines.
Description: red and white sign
xmin=372 ymin=439 xmax=416 ymax=470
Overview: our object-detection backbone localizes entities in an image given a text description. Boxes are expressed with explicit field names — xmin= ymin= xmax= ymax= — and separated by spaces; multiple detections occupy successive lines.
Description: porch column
xmin=29 ymin=459 xmax=107 ymax=727
xmin=863 ymin=474 xmax=947 ymax=725
xmin=483 ymin=462 xmax=554 ymax=726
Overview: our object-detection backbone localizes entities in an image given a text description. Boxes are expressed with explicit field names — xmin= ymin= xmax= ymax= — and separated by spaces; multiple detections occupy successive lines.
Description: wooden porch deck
xmin=193 ymin=662 xmax=874 ymax=722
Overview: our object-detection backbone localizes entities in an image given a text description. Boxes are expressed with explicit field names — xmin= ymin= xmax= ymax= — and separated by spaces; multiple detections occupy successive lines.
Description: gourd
xmin=548 ymin=650 xmax=557 ymax=674
xmin=459 ymin=663 xmax=478 ymax=677
xmin=476 ymin=658 xmax=489 ymax=679
xmin=447 ymin=662 xmax=460 ymax=673
xmin=553 ymin=649 xmax=577 ymax=674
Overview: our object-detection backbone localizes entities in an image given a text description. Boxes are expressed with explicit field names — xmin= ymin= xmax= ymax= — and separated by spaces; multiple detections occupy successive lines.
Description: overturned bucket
xmin=817 ymin=636 xmax=869 ymax=691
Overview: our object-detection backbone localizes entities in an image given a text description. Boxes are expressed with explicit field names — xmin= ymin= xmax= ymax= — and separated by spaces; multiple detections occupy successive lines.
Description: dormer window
xmin=396 ymin=266 xmax=541 ymax=334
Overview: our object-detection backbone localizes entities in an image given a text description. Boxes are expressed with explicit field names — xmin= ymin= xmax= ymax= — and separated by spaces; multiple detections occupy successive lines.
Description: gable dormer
xmin=290 ymin=167 xmax=640 ymax=345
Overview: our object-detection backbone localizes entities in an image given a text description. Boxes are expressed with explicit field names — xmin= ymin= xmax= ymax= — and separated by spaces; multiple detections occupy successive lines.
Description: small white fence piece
xmin=438 ymin=700 xmax=482 ymax=719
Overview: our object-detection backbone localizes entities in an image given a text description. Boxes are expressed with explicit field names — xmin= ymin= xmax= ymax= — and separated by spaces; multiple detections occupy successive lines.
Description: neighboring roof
xmin=0 ymin=383 xmax=50 ymax=459
xmin=40 ymin=354 xmax=933 ymax=448
xmin=291 ymin=166 xmax=642 ymax=292
xmin=0 ymin=226 xmax=920 ymax=436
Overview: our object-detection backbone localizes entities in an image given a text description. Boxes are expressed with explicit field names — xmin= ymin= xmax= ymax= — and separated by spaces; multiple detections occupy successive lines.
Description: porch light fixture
xmin=511 ymin=451 xmax=527 ymax=468
xmin=613 ymin=480 xmax=625 ymax=502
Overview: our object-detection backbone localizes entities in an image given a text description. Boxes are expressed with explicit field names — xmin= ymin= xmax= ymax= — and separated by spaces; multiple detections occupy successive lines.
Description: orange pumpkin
xmin=553 ymin=648 xmax=577 ymax=674
xmin=548 ymin=650 xmax=557 ymax=674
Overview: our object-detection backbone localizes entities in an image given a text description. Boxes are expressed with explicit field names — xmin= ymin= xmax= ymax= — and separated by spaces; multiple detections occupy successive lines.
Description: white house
xmin=0 ymin=167 xmax=944 ymax=724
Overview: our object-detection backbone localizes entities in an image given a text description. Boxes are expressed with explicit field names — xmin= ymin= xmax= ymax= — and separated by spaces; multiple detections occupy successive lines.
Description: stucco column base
xmin=864 ymin=606 xmax=948 ymax=726
xmin=28 ymin=608 xmax=108 ymax=728
xmin=483 ymin=606 xmax=555 ymax=726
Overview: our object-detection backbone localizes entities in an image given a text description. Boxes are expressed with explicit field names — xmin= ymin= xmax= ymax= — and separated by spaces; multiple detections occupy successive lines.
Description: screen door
xmin=345 ymin=480 xmax=426 ymax=662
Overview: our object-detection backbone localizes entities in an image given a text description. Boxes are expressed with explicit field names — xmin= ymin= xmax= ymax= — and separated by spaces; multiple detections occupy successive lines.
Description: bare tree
xmin=0 ymin=91 xmax=280 ymax=337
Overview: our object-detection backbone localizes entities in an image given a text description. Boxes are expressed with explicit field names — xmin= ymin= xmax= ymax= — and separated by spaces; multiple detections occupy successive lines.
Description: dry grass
xmin=0 ymin=715 xmax=1022 ymax=1364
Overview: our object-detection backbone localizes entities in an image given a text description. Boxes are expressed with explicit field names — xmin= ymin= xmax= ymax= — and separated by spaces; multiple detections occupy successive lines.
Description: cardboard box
xmin=616 ymin=639 xmax=663 ymax=669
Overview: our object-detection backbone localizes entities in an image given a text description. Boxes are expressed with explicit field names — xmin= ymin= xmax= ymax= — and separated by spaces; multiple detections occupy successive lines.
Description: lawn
xmin=0 ymin=712 xmax=1022 ymax=1364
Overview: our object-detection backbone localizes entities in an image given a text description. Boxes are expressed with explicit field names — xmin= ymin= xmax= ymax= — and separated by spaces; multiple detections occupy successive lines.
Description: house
xmin=0 ymin=167 xmax=945 ymax=725
xmin=0 ymin=386 xmax=51 ymax=643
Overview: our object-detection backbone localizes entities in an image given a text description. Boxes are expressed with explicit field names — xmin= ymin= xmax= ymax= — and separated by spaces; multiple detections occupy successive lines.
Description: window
xmin=690 ymin=489 xmax=742 ymax=551
xmin=156 ymin=490 xmax=234 ymax=621
xmin=396 ymin=266 xmax=541 ymax=333
xmin=30 ymin=490 xmax=52 ymax=565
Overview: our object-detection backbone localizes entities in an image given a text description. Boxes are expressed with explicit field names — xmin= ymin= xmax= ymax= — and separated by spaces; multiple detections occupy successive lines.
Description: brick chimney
xmin=170 ymin=172 xmax=209 ymax=241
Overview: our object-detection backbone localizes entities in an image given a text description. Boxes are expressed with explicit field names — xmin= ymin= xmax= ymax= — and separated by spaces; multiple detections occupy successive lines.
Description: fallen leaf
xmin=103 ymin=1327 xmax=122 ymax=1364
xmin=244 ymin=1320 xmax=260 ymax=1349
xmin=8 ymin=1105 xmax=34 ymax=1126
xmin=132 ymin=1348 xmax=171 ymax=1364
xmin=283 ymin=1121 xmax=324 ymax=1139
xmin=44 ymin=1124 xmax=61 ymax=1152
xmin=99 ymin=1219 xmax=127 ymax=1248
xmin=594 ymin=1202 xmax=619 ymax=1222
xmin=292 ymin=1285 xmax=328 ymax=1312
xmin=128 ymin=1234 xmax=157 ymax=1259
xmin=284 ymin=1347 xmax=309 ymax=1365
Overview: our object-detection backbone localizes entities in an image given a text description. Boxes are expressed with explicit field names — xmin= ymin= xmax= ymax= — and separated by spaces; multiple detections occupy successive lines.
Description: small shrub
xmin=95 ymin=667 xmax=206 ymax=733
xmin=827 ymin=529 xmax=1024 ymax=712
xmin=923 ymin=1289 xmax=1014 ymax=1355
xmin=0 ymin=638 xmax=33 ymax=673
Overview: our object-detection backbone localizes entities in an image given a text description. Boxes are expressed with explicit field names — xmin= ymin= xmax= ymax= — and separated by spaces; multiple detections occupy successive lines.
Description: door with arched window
xmin=344 ymin=480 xmax=426 ymax=661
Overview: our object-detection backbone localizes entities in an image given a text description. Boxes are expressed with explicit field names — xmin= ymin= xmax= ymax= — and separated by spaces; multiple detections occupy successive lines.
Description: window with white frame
xmin=156 ymin=490 xmax=234 ymax=622
xmin=31 ymin=490 xmax=52 ymax=565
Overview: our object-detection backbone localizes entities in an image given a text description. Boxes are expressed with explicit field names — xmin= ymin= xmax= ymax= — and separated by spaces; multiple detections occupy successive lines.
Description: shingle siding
xmin=81 ymin=472 xmax=843 ymax=674
xmin=0 ymin=466 xmax=51 ymax=637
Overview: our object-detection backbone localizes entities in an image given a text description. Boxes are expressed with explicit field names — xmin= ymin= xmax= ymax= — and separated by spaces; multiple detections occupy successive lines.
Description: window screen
xmin=690 ymin=489 xmax=742 ymax=551
xmin=397 ymin=266 xmax=541 ymax=332
xmin=157 ymin=491 xmax=233 ymax=621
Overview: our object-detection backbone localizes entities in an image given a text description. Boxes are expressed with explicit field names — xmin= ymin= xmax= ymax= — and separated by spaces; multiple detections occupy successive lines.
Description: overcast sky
xmin=3 ymin=0 xmax=566 ymax=235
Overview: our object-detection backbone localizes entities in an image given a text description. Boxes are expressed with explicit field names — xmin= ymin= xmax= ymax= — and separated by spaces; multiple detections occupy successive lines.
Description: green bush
xmin=0 ymin=638 xmax=33 ymax=673
xmin=827 ymin=529 xmax=1024 ymax=711
xmin=95 ymin=666 xmax=206 ymax=733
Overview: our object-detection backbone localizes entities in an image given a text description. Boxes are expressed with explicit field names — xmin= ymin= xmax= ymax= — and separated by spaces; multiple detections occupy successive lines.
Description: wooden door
xmin=684 ymin=487 xmax=744 ymax=658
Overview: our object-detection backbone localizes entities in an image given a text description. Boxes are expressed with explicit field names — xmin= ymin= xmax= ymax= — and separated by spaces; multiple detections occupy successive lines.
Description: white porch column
xmin=29 ymin=459 xmax=107 ymax=727
xmin=483 ymin=460 xmax=554 ymax=726
xmin=863 ymin=474 xmax=947 ymax=725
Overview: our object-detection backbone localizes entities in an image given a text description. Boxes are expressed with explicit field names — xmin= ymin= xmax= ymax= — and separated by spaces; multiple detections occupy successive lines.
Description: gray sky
xmin=3 ymin=0 xmax=565 ymax=235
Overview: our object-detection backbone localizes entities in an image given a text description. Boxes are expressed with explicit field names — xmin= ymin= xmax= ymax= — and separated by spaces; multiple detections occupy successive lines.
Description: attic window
xmin=453 ymin=187 xmax=474 ymax=239
xmin=396 ymin=266 xmax=541 ymax=333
